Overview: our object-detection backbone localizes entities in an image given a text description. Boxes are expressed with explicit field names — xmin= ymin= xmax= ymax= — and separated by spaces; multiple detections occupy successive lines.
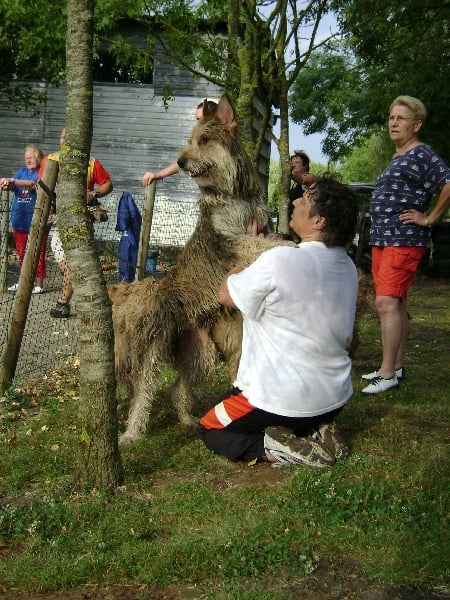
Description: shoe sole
xmin=361 ymin=382 xmax=399 ymax=394
xmin=362 ymin=370 xmax=404 ymax=382
xmin=8 ymin=287 xmax=44 ymax=294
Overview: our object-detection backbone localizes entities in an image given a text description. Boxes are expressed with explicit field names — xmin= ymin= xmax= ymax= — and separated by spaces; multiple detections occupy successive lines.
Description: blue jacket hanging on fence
xmin=116 ymin=191 xmax=142 ymax=282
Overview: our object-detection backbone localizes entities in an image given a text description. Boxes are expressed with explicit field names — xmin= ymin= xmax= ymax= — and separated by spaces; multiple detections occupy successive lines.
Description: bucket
xmin=145 ymin=251 xmax=159 ymax=273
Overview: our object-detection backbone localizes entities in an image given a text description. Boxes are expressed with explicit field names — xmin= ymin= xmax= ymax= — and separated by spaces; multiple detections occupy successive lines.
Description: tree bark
xmin=63 ymin=0 xmax=123 ymax=489
xmin=274 ymin=10 xmax=291 ymax=236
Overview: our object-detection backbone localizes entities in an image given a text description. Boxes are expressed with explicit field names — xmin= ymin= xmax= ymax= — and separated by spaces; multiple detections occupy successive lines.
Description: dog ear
xmin=216 ymin=93 xmax=237 ymax=132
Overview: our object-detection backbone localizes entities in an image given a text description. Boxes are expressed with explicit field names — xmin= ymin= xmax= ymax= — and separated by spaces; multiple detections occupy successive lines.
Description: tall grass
xmin=0 ymin=275 xmax=449 ymax=597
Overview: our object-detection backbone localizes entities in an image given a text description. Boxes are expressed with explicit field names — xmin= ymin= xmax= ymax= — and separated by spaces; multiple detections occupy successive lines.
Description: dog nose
xmin=177 ymin=157 xmax=187 ymax=169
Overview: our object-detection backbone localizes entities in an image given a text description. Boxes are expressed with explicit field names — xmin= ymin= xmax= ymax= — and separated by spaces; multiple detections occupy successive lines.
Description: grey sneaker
xmin=361 ymin=374 xmax=399 ymax=394
xmin=264 ymin=426 xmax=335 ymax=468
xmin=362 ymin=367 xmax=404 ymax=381
xmin=314 ymin=422 xmax=349 ymax=461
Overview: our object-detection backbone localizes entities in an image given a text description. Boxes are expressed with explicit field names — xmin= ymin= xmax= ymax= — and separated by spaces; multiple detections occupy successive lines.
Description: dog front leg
xmin=210 ymin=311 xmax=243 ymax=380
xmin=233 ymin=235 xmax=294 ymax=266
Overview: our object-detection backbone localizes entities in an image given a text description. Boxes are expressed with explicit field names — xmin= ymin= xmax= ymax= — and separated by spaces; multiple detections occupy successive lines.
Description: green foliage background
xmin=290 ymin=0 xmax=450 ymax=163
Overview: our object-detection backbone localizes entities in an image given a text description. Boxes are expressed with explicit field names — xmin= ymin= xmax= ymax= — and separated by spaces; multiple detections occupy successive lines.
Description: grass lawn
xmin=0 ymin=274 xmax=449 ymax=599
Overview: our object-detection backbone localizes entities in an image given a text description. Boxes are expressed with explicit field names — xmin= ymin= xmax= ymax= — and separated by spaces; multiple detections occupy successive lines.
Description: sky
xmin=271 ymin=124 xmax=328 ymax=165
xmin=269 ymin=9 xmax=338 ymax=166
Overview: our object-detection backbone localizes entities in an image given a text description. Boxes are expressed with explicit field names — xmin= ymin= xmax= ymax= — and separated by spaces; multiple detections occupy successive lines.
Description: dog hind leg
xmin=167 ymin=375 xmax=197 ymax=427
xmin=170 ymin=327 xmax=219 ymax=425
xmin=119 ymin=347 xmax=164 ymax=445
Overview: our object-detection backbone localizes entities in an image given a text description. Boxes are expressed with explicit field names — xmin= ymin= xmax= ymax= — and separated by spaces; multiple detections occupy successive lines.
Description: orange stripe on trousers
xmin=199 ymin=391 xmax=255 ymax=430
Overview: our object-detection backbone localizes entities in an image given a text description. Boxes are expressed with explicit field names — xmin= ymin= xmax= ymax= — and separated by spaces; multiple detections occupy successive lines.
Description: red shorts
xmin=13 ymin=230 xmax=48 ymax=280
xmin=371 ymin=246 xmax=427 ymax=300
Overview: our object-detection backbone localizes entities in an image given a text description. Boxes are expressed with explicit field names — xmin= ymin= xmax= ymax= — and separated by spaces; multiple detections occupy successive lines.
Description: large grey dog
xmin=110 ymin=94 xmax=285 ymax=444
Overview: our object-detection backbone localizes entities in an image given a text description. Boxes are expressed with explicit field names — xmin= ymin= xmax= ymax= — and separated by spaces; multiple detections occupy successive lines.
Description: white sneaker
xmin=32 ymin=286 xmax=43 ymax=294
xmin=7 ymin=283 xmax=19 ymax=292
xmin=362 ymin=367 xmax=404 ymax=381
xmin=362 ymin=375 xmax=399 ymax=394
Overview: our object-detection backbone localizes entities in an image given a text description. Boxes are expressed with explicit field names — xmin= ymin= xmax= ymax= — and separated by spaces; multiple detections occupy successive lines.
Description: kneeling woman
xmin=197 ymin=177 xmax=360 ymax=468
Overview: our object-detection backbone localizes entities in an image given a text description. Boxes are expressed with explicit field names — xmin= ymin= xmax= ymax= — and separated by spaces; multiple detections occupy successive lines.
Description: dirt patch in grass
xmin=0 ymin=570 xmax=448 ymax=599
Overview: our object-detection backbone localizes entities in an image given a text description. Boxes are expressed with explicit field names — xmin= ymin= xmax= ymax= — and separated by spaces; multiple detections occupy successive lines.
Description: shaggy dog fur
xmin=111 ymin=94 xmax=284 ymax=444
xmin=110 ymin=93 xmax=369 ymax=445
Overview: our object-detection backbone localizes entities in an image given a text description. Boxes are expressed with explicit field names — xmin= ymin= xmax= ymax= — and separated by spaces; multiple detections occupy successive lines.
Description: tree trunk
xmin=63 ymin=0 xmax=123 ymax=489
xmin=277 ymin=91 xmax=291 ymax=236
xmin=274 ymin=13 xmax=291 ymax=236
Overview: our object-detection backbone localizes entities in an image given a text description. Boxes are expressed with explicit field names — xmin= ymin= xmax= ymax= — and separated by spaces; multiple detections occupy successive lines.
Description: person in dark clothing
xmin=288 ymin=150 xmax=317 ymax=218
xmin=116 ymin=191 xmax=142 ymax=283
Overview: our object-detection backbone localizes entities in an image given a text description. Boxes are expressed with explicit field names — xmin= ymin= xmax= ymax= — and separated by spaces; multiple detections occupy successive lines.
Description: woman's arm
xmin=218 ymin=266 xmax=246 ymax=308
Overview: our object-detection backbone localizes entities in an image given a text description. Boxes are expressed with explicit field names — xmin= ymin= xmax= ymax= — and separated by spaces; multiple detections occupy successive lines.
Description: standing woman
xmin=362 ymin=96 xmax=450 ymax=394
xmin=0 ymin=145 xmax=48 ymax=294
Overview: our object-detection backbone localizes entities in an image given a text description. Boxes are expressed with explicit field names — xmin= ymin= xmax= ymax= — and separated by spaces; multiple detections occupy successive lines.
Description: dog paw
xmin=178 ymin=415 xmax=198 ymax=428
xmin=119 ymin=432 xmax=140 ymax=445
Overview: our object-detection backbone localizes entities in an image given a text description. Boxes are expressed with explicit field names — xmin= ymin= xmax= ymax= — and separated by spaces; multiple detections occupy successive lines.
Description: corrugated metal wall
xmin=0 ymin=43 xmax=271 ymax=246
xmin=0 ymin=82 xmax=220 ymax=197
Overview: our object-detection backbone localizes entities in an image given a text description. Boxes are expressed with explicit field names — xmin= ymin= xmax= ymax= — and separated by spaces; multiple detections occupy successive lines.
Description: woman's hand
xmin=142 ymin=172 xmax=157 ymax=186
xmin=0 ymin=178 xmax=13 ymax=189
xmin=399 ymin=209 xmax=429 ymax=227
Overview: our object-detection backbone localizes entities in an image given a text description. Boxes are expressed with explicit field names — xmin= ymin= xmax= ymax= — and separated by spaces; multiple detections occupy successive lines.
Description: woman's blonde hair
xmin=24 ymin=144 xmax=44 ymax=163
xmin=390 ymin=95 xmax=427 ymax=121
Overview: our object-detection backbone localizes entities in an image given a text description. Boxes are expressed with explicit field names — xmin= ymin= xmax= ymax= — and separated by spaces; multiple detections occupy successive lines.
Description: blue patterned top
xmin=369 ymin=144 xmax=450 ymax=247
xmin=10 ymin=165 xmax=39 ymax=232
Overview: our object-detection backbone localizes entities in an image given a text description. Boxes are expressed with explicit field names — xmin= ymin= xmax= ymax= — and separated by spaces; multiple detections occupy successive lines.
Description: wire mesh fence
xmin=0 ymin=191 xmax=199 ymax=385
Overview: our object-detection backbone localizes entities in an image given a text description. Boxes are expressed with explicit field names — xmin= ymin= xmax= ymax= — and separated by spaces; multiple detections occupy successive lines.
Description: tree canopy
xmin=290 ymin=0 xmax=450 ymax=162
xmin=1 ymin=0 xmax=338 ymax=233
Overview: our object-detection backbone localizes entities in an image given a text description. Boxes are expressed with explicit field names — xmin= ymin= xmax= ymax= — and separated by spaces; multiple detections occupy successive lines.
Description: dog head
xmin=177 ymin=94 xmax=266 ymax=213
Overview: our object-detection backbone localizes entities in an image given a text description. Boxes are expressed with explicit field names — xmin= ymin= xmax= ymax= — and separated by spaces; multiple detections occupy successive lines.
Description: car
xmin=345 ymin=182 xmax=450 ymax=277
xmin=346 ymin=183 xmax=375 ymax=272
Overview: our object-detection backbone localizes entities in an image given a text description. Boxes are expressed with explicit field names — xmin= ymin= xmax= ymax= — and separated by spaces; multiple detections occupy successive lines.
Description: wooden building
xmin=0 ymin=36 xmax=272 ymax=246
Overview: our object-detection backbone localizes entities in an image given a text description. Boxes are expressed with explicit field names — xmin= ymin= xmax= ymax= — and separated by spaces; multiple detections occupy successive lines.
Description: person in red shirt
xmin=39 ymin=129 xmax=113 ymax=318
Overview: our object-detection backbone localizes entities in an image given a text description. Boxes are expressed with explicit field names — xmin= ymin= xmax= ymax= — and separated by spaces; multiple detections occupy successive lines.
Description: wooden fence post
xmin=135 ymin=180 xmax=156 ymax=281
xmin=0 ymin=159 xmax=58 ymax=394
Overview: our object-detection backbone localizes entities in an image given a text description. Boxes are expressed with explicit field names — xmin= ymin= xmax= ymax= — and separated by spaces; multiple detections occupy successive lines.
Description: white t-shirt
xmin=227 ymin=242 xmax=358 ymax=417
